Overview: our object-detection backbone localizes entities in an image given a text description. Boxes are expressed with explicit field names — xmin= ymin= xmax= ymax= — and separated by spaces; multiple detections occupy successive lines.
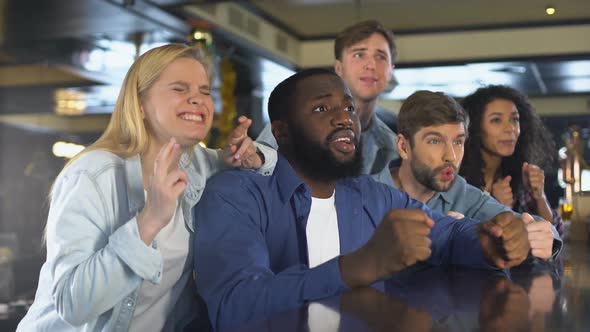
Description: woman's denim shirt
xmin=17 ymin=144 xmax=275 ymax=332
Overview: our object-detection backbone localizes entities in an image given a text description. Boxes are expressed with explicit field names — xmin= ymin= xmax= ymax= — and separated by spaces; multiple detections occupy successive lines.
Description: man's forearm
xmin=339 ymin=247 xmax=380 ymax=288
xmin=198 ymin=257 xmax=350 ymax=330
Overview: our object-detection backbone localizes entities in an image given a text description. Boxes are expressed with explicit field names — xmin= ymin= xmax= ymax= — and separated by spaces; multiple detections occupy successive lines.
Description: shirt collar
xmin=124 ymin=149 xmax=203 ymax=212
xmin=124 ymin=154 xmax=144 ymax=214
xmin=275 ymin=154 xmax=309 ymax=203
xmin=178 ymin=148 xmax=205 ymax=200
xmin=428 ymin=190 xmax=453 ymax=206
xmin=274 ymin=153 xmax=362 ymax=203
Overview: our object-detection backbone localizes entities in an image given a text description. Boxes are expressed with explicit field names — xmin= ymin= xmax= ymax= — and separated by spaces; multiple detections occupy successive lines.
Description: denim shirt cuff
xmin=253 ymin=142 xmax=276 ymax=176
xmin=304 ymin=257 xmax=350 ymax=300
xmin=453 ymin=225 xmax=499 ymax=270
xmin=550 ymin=224 xmax=563 ymax=258
xmin=109 ymin=217 xmax=163 ymax=284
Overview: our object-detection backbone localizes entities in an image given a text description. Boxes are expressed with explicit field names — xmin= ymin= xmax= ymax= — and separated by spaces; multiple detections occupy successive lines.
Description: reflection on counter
xmin=227 ymin=239 xmax=590 ymax=332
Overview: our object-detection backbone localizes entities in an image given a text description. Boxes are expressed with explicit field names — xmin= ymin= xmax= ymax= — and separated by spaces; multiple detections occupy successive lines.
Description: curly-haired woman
xmin=459 ymin=85 xmax=562 ymax=233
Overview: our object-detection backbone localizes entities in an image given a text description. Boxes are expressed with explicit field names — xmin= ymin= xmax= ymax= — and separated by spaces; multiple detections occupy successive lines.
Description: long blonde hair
xmin=65 ymin=43 xmax=212 ymax=168
xmin=43 ymin=44 xmax=212 ymax=242
xmin=46 ymin=44 xmax=210 ymax=207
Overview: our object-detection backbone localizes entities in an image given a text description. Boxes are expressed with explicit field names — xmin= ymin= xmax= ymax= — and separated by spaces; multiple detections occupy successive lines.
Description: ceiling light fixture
xmin=191 ymin=29 xmax=212 ymax=46
xmin=546 ymin=5 xmax=556 ymax=15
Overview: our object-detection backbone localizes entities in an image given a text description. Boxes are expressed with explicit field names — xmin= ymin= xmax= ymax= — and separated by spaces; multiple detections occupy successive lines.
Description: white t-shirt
xmin=306 ymin=191 xmax=340 ymax=268
xmin=129 ymin=198 xmax=191 ymax=332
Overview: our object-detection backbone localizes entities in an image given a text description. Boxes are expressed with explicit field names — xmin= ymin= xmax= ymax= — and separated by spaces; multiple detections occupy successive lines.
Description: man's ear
xmin=397 ymin=133 xmax=411 ymax=160
xmin=334 ymin=60 xmax=343 ymax=78
xmin=271 ymin=120 xmax=290 ymax=145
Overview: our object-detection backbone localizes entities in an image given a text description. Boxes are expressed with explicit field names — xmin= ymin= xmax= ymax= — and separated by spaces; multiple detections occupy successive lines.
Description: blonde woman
xmin=17 ymin=44 xmax=276 ymax=331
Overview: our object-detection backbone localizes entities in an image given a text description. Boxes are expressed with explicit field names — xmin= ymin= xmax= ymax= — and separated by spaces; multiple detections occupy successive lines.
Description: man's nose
xmin=331 ymin=109 xmax=353 ymax=127
xmin=443 ymin=145 xmax=457 ymax=162
xmin=363 ymin=57 xmax=376 ymax=70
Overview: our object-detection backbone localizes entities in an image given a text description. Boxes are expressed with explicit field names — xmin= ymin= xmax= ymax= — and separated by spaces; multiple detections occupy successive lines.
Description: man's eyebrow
xmin=376 ymin=49 xmax=389 ymax=56
xmin=349 ymin=47 xmax=367 ymax=53
xmin=421 ymin=131 xmax=445 ymax=139
xmin=310 ymin=93 xmax=332 ymax=101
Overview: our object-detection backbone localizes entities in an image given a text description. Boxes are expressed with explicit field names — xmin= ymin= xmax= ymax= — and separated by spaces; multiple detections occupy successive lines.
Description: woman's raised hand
xmin=491 ymin=175 xmax=514 ymax=207
xmin=138 ymin=137 xmax=187 ymax=244
xmin=522 ymin=162 xmax=545 ymax=201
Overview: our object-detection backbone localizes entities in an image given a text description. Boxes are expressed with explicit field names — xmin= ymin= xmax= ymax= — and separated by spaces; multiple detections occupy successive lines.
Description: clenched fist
xmin=478 ymin=212 xmax=530 ymax=269
xmin=340 ymin=209 xmax=434 ymax=288
xmin=522 ymin=162 xmax=545 ymax=201
xmin=491 ymin=176 xmax=514 ymax=207
xmin=523 ymin=213 xmax=554 ymax=260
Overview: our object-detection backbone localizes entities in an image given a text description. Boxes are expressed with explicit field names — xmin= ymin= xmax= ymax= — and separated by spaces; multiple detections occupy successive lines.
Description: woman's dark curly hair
xmin=459 ymin=85 xmax=556 ymax=209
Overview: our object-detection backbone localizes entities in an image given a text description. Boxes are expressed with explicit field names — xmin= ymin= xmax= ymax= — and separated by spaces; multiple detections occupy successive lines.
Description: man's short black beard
xmin=411 ymin=157 xmax=457 ymax=192
xmin=289 ymin=127 xmax=363 ymax=182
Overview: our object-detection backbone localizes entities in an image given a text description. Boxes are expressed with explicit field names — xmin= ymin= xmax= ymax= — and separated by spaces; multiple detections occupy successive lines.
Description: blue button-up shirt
xmin=194 ymin=155 xmax=494 ymax=330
